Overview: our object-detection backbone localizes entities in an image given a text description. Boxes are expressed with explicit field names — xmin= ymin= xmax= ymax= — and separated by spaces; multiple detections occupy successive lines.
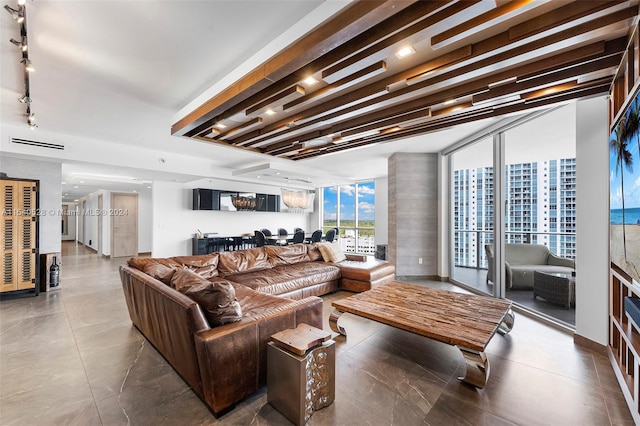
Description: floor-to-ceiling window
xmin=448 ymin=104 xmax=577 ymax=327
xmin=503 ymin=105 xmax=576 ymax=326
xmin=451 ymin=137 xmax=494 ymax=296
xmin=321 ymin=181 xmax=375 ymax=253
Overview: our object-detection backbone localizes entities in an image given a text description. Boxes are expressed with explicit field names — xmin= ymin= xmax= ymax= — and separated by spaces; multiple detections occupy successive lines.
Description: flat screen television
xmin=610 ymin=86 xmax=640 ymax=285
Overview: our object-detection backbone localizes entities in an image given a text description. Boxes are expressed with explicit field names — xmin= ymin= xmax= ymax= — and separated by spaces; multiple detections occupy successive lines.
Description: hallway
xmin=0 ymin=242 xmax=633 ymax=425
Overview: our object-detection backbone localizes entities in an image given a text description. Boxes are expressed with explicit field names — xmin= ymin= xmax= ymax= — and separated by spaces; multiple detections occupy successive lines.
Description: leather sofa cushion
xmin=218 ymin=247 xmax=271 ymax=276
xmin=232 ymin=282 xmax=299 ymax=320
xmin=170 ymin=254 xmax=220 ymax=279
xmin=316 ymin=241 xmax=346 ymax=263
xmin=142 ymin=262 xmax=177 ymax=286
xmin=228 ymin=262 xmax=341 ymax=295
xmin=172 ymin=268 xmax=242 ymax=326
xmin=128 ymin=257 xmax=181 ymax=271
xmin=265 ymin=244 xmax=310 ymax=266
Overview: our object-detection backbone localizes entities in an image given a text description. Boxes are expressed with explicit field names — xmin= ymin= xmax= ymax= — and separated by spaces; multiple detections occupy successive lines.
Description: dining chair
xmin=306 ymin=229 xmax=322 ymax=243
xmin=292 ymin=229 xmax=305 ymax=244
xmin=325 ymin=228 xmax=336 ymax=242
xmin=254 ymin=230 xmax=266 ymax=247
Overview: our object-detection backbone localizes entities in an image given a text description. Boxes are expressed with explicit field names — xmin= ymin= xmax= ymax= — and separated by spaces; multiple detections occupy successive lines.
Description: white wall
xmin=0 ymin=156 xmax=62 ymax=254
xmin=138 ymin=189 xmax=153 ymax=253
xmin=152 ymin=179 xmax=311 ymax=258
xmin=575 ymin=96 xmax=610 ymax=345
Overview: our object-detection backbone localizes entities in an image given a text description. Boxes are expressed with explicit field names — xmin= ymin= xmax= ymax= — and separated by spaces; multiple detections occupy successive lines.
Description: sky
xmin=323 ymin=181 xmax=375 ymax=223
xmin=610 ymin=96 xmax=640 ymax=210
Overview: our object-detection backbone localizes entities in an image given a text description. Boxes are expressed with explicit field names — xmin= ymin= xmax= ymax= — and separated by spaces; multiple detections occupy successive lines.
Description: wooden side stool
xmin=267 ymin=323 xmax=335 ymax=425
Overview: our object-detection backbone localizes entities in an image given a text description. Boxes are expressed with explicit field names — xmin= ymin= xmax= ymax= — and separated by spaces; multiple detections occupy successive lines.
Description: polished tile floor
xmin=0 ymin=242 xmax=633 ymax=425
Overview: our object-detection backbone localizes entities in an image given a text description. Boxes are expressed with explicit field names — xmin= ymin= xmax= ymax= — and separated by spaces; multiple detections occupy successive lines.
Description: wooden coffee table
xmin=329 ymin=281 xmax=514 ymax=389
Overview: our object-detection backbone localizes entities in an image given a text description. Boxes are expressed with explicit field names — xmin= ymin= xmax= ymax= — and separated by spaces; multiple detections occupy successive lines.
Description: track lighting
xmin=4 ymin=5 xmax=23 ymax=23
xmin=6 ymin=0 xmax=36 ymax=128
xmin=21 ymin=58 xmax=33 ymax=72
xmin=10 ymin=36 xmax=27 ymax=51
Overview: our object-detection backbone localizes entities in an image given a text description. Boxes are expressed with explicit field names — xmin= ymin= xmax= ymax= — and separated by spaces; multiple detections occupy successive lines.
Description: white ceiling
xmin=0 ymin=0 xmax=518 ymax=201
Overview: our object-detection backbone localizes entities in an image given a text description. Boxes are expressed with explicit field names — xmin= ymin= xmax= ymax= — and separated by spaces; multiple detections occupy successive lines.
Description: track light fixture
xmin=4 ymin=4 xmax=23 ymax=22
xmin=21 ymin=58 xmax=33 ymax=72
xmin=6 ymin=0 xmax=36 ymax=128
xmin=10 ymin=36 xmax=27 ymax=51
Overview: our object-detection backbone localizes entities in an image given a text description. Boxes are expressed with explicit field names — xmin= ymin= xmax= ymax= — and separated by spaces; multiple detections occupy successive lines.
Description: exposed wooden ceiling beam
xmin=232 ymin=6 xmax=632 ymax=149
xmin=171 ymin=0 xmax=636 ymax=161
xmin=172 ymin=0 xmax=417 ymax=136
xmin=431 ymin=0 xmax=536 ymax=46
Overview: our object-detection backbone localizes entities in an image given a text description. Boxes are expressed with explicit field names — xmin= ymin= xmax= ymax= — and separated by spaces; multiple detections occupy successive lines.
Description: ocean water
xmin=611 ymin=207 xmax=640 ymax=225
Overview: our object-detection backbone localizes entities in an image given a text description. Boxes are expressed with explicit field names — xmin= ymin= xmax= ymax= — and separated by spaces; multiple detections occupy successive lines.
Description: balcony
xmin=453 ymin=230 xmax=576 ymax=327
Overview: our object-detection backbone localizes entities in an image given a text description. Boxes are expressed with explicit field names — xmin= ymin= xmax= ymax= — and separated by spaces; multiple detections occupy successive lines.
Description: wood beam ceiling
xmin=172 ymin=0 xmax=639 ymax=160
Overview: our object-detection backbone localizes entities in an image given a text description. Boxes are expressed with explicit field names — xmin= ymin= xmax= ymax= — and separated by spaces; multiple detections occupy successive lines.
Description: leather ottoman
xmin=337 ymin=256 xmax=395 ymax=292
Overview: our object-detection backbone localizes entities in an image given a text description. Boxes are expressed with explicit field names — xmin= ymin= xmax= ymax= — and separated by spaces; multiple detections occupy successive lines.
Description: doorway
xmin=111 ymin=193 xmax=138 ymax=258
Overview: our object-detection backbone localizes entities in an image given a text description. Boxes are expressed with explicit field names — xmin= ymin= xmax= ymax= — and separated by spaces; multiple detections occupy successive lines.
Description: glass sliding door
xmin=503 ymin=104 xmax=576 ymax=326
xmin=448 ymin=104 xmax=577 ymax=328
xmin=450 ymin=136 xmax=495 ymax=296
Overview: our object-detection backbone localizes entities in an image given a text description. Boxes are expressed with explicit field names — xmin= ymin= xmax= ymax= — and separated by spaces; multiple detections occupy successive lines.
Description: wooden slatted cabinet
xmin=1 ymin=178 xmax=38 ymax=294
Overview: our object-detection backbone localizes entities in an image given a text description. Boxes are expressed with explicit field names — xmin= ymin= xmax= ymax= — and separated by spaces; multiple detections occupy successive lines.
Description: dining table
xmin=266 ymin=233 xmax=313 ymax=245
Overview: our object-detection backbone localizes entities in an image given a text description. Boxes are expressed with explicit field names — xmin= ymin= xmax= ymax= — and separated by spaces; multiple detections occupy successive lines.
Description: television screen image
xmin=610 ymin=88 xmax=640 ymax=285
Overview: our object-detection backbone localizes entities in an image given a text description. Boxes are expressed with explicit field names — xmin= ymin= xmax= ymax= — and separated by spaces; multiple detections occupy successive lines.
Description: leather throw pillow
xmin=142 ymin=262 xmax=176 ymax=286
xmin=171 ymin=268 xmax=242 ymax=326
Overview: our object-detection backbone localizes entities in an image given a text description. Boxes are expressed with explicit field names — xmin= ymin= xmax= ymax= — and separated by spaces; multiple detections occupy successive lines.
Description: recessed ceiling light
xmin=395 ymin=46 xmax=415 ymax=59
xmin=73 ymin=186 xmax=78 ymax=189
xmin=444 ymin=99 xmax=456 ymax=105
xmin=265 ymin=109 xmax=276 ymax=115
xmin=303 ymin=76 xmax=319 ymax=85
xmin=214 ymin=122 xmax=227 ymax=129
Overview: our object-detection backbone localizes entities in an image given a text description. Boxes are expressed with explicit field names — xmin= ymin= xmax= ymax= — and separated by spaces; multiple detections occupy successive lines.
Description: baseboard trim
xmin=574 ymin=334 xmax=607 ymax=355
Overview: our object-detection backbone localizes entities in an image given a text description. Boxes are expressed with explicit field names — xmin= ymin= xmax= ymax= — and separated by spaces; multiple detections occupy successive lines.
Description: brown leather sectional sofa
xmin=119 ymin=243 xmax=394 ymax=416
